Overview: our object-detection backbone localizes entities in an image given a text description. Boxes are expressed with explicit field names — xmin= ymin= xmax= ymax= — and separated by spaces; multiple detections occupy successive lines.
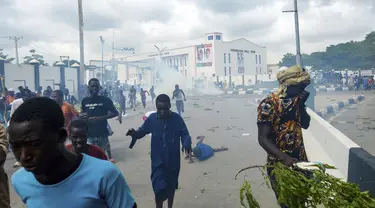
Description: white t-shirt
xmin=8 ymin=98 xmax=24 ymax=126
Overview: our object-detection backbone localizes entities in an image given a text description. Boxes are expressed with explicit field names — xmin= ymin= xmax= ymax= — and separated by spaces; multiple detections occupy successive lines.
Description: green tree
xmin=23 ymin=49 xmax=48 ymax=66
xmin=278 ymin=31 xmax=375 ymax=70
xmin=0 ymin=49 xmax=15 ymax=63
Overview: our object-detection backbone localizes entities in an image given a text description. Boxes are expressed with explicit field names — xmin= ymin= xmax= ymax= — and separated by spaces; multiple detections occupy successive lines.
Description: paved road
xmin=6 ymin=95 xmax=278 ymax=208
xmin=326 ymin=91 xmax=375 ymax=156
xmin=314 ymin=91 xmax=372 ymax=111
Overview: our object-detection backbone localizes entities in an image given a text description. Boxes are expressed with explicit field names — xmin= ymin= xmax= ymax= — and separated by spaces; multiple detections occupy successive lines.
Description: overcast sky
xmin=0 ymin=0 xmax=374 ymax=65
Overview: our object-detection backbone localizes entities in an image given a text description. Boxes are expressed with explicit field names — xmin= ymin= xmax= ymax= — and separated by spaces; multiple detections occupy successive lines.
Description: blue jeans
xmin=88 ymin=136 xmax=112 ymax=159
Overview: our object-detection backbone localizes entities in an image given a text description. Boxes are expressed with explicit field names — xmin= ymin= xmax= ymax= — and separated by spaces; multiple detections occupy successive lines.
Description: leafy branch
xmin=237 ymin=162 xmax=375 ymax=208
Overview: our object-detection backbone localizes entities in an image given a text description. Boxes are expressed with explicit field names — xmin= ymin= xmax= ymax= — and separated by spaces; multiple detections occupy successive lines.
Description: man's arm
xmin=179 ymin=118 xmax=192 ymax=151
xmin=300 ymin=106 xmax=310 ymax=129
xmin=81 ymin=99 xmax=87 ymax=113
xmin=258 ymin=124 xmax=289 ymax=160
xmin=257 ymin=99 xmax=293 ymax=163
xmin=132 ymin=117 xmax=151 ymax=139
xmin=103 ymin=171 xmax=136 ymax=208
xmin=0 ymin=125 xmax=8 ymax=164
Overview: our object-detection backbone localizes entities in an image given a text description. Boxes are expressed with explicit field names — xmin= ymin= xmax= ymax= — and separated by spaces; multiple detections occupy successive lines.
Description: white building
xmin=117 ymin=32 xmax=267 ymax=88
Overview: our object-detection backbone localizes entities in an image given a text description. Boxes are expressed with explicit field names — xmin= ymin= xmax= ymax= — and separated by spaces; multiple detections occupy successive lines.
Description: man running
xmin=119 ymin=89 xmax=126 ymax=116
xmin=81 ymin=78 xmax=119 ymax=163
xmin=257 ymin=65 xmax=311 ymax=208
xmin=8 ymin=97 xmax=136 ymax=208
xmin=190 ymin=136 xmax=228 ymax=162
xmin=140 ymin=88 xmax=149 ymax=108
xmin=150 ymin=86 xmax=156 ymax=104
xmin=172 ymin=84 xmax=186 ymax=116
xmin=52 ymin=90 xmax=78 ymax=136
xmin=126 ymin=94 xmax=192 ymax=208
xmin=129 ymin=85 xmax=137 ymax=111
xmin=0 ymin=124 xmax=9 ymax=208
xmin=66 ymin=119 xmax=108 ymax=160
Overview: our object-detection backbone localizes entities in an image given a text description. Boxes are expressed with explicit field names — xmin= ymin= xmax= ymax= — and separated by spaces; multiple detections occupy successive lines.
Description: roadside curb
xmin=316 ymin=95 xmax=365 ymax=118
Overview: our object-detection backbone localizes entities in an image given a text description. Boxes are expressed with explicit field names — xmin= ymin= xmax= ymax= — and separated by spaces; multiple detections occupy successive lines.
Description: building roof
xmin=223 ymin=38 xmax=266 ymax=48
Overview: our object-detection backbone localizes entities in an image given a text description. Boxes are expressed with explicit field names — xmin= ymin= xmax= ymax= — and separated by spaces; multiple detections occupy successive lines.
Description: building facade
xmin=116 ymin=32 xmax=267 ymax=88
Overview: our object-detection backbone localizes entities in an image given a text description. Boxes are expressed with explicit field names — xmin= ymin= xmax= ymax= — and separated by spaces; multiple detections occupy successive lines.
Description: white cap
xmin=8 ymin=88 xmax=14 ymax=91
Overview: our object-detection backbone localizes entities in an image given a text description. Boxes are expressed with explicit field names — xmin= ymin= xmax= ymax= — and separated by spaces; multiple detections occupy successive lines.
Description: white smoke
xmin=153 ymin=58 xmax=189 ymax=96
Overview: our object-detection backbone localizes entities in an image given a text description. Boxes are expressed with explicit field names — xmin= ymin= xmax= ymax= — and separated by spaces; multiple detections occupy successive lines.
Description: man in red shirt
xmin=66 ymin=119 xmax=108 ymax=160
xmin=52 ymin=90 xmax=78 ymax=135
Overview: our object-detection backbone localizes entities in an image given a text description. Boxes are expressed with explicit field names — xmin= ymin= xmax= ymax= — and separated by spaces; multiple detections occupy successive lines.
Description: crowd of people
xmin=0 ymin=65 xmax=320 ymax=207
xmin=0 ymin=77 xmax=194 ymax=208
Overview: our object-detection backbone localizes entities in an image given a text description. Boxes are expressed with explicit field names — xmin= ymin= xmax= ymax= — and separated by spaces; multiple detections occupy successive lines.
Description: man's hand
xmin=183 ymin=145 xmax=192 ymax=154
xmin=281 ymin=155 xmax=298 ymax=167
xmin=117 ymin=115 xmax=122 ymax=124
xmin=298 ymin=90 xmax=310 ymax=105
xmin=126 ymin=128 xmax=136 ymax=137
xmin=78 ymin=112 xmax=88 ymax=120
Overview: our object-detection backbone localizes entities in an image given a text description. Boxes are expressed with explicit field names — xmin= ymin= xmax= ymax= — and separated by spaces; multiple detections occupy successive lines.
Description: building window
xmin=228 ymin=53 xmax=231 ymax=63
xmin=208 ymin=35 xmax=213 ymax=40
xmin=216 ymin=35 xmax=221 ymax=40
xmin=176 ymin=58 xmax=179 ymax=66
xmin=255 ymin=55 xmax=258 ymax=64
xmin=170 ymin=59 xmax=172 ymax=65
xmin=224 ymin=53 xmax=226 ymax=63
xmin=256 ymin=67 xmax=258 ymax=74
xmin=184 ymin=57 xmax=187 ymax=66
xmin=180 ymin=58 xmax=182 ymax=66
xmin=259 ymin=55 xmax=261 ymax=64
xmin=259 ymin=67 xmax=262 ymax=74
xmin=173 ymin=58 xmax=176 ymax=66
xmin=229 ymin=67 xmax=232 ymax=75
xmin=224 ymin=67 xmax=227 ymax=76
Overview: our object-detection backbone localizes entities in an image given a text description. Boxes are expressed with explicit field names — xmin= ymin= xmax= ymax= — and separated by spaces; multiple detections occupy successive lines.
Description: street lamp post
xmin=283 ymin=0 xmax=302 ymax=67
xmin=100 ymin=36 xmax=105 ymax=84
xmin=153 ymin=45 xmax=167 ymax=86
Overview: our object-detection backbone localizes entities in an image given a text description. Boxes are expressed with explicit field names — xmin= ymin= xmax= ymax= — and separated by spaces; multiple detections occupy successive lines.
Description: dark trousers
xmin=0 ymin=167 xmax=10 ymax=208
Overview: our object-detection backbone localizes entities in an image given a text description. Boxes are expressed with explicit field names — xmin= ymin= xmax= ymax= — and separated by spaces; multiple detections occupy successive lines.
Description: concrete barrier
xmin=316 ymin=95 xmax=365 ymax=118
xmin=304 ymin=108 xmax=375 ymax=195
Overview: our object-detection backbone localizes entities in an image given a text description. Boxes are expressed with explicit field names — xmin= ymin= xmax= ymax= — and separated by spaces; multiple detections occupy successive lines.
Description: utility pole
xmin=78 ymin=0 xmax=85 ymax=85
xmin=6 ymin=36 xmax=23 ymax=65
xmin=153 ymin=45 xmax=167 ymax=86
xmin=100 ymin=36 xmax=105 ymax=84
xmin=282 ymin=0 xmax=302 ymax=67
xmin=112 ymin=30 xmax=116 ymax=81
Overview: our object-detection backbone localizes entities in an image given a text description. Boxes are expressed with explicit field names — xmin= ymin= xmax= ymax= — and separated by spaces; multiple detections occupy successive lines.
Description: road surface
xmin=6 ymin=95 xmax=278 ymax=208
xmin=327 ymin=92 xmax=375 ymax=156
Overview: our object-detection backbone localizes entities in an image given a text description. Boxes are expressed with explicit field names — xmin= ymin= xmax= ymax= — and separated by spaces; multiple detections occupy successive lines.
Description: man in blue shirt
xmin=8 ymin=97 xmax=136 ymax=208
xmin=190 ymin=136 xmax=228 ymax=161
xmin=126 ymin=94 xmax=192 ymax=208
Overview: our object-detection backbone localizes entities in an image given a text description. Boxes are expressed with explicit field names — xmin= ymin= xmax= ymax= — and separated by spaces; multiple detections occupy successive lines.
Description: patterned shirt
xmin=257 ymin=93 xmax=308 ymax=164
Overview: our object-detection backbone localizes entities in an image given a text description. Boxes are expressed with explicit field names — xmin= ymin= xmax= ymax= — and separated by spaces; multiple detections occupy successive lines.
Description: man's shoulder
xmin=82 ymin=154 xmax=121 ymax=177
xmin=12 ymin=167 xmax=33 ymax=187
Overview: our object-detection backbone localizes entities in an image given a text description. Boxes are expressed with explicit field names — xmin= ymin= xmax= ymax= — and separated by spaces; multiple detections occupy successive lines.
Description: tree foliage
xmin=0 ymin=49 xmax=15 ymax=63
xmin=279 ymin=31 xmax=375 ymax=70
xmin=52 ymin=59 xmax=79 ymax=67
xmin=23 ymin=49 xmax=48 ymax=66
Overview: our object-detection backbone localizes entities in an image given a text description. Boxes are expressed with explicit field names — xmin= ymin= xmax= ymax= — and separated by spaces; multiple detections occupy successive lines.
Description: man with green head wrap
xmin=257 ymin=65 xmax=312 ymax=208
